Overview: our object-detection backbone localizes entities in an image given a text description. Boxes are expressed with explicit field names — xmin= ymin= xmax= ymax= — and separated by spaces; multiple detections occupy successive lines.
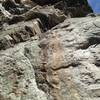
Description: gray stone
xmin=1 ymin=16 xmax=100 ymax=100
xmin=0 ymin=37 xmax=48 ymax=100
xmin=0 ymin=1 xmax=100 ymax=100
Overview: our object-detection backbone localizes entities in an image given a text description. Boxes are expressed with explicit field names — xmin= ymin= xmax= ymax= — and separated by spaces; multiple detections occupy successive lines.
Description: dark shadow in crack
xmin=77 ymin=36 xmax=100 ymax=49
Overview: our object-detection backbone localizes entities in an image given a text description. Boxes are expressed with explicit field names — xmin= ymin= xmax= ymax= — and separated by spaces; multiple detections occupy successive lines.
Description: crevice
xmin=34 ymin=67 xmax=50 ymax=93
xmin=77 ymin=36 xmax=100 ymax=49
xmin=2 ymin=0 xmax=30 ymax=15
xmin=0 ymin=19 xmax=43 ymax=50
xmin=94 ymin=60 xmax=100 ymax=67
xmin=93 ymin=22 xmax=100 ymax=28
xmin=24 ymin=46 xmax=52 ymax=98
xmin=52 ymin=62 xmax=80 ymax=71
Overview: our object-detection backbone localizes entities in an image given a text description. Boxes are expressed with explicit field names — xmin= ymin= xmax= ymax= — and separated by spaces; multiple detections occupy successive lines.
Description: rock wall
xmin=1 ymin=0 xmax=100 ymax=100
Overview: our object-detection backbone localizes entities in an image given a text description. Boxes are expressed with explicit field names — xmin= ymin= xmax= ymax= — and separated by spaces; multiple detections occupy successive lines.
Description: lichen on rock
xmin=1 ymin=0 xmax=100 ymax=100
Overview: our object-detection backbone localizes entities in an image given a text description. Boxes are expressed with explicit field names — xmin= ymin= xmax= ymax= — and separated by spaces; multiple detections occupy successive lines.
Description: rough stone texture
xmin=42 ymin=17 xmax=100 ymax=100
xmin=0 ymin=18 xmax=42 ymax=50
xmin=1 ymin=16 xmax=100 ymax=100
xmin=54 ymin=0 xmax=93 ymax=17
xmin=1 ymin=0 xmax=100 ymax=100
xmin=0 ymin=36 xmax=48 ymax=100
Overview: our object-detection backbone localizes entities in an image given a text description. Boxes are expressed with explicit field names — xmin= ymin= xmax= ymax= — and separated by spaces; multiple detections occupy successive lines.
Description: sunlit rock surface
xmin=1 ymin=0 xmax=100 ymax=100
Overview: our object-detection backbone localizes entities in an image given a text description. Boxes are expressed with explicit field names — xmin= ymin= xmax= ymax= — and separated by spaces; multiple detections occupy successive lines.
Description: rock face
xmin=55 ymin=0 xmax=93 ymax=17
xmin=1 ymin=15 xmax=100 ymax=100
xmin=0 ymin=38 xmax=48 ymax=100
xmin=1 ymin=0 xmax=100 ymax=100
xmin=43 ymin=17 xmax=100 ymax=100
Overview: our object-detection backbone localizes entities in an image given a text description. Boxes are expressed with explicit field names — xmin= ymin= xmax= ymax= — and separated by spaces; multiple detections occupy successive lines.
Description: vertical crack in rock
xmin=35 ymin=34 xmax=52 ymax=99
xmin=23 ymin=24 xmax=52 ymax=99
